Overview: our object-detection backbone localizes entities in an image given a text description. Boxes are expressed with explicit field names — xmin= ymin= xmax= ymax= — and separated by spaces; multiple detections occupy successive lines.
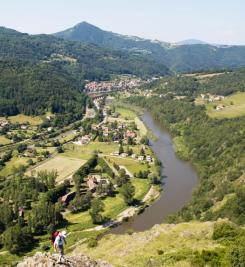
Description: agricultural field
xmin=64 ymin=142 xmax=119 ymax=160
xmin=28 ymin=156 xmax=86 ymax=183
xmin=0 ymin=136 xmax=12 ymax=145
xmin=6 ymin=114 xmax=43 ymax=125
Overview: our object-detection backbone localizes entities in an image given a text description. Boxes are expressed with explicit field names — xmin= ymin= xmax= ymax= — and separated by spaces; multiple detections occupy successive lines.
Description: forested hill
xmin=0 ymin=26 xmax=169 ymax=117
xmin=0 ymin=26 xmax=169 ymax=79
xmin=54 ymin=22 xmax=245 ymax=72
xmin=0 ymin=61 xmax=87 ymax=116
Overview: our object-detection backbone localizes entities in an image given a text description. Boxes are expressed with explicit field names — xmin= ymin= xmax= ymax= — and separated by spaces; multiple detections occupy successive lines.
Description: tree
xmin=140 ymin=136 xmax=149 ymax=145
xmin=57 ymin=145 xmax=64 ymax=153
xmin=127 ymin=136 xmax=134 ymax=145
xmin=30 ymin=201 xmax=63 ymax=234
xmin=0 ymin=202 xmax=15 ymax=231
xmin=89 ymin=198 xmax=105 ymax=224
xmin=149 ymin=172 xmax=161 ymax=184
xmin=230 ymin=245 xmax=245 ymax=267
xmin=3 ymin=225 xmax=34 ymax=254
xmin=119 ymin=145 xmax=124 ymax=154
xmin=120 ymin=182 xmax=135 ymax=206
xmin=126 ymin=147 xmax=133 ymax=156
xmin=68 ymin=192 xmax=92 ymax=213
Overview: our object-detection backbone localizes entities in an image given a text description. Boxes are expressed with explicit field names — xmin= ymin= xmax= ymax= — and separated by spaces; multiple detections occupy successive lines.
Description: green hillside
xmin=0 ymin=26 xmax=169 ymax=79
xmin=54 ymin=22 xmax=245 ymax=72
xmin=73 ymin=220 xmax=245 ymax=267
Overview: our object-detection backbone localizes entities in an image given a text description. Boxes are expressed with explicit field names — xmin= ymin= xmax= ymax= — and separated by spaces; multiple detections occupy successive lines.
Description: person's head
xmin=61 ymin=230 xmax=67 ymax=238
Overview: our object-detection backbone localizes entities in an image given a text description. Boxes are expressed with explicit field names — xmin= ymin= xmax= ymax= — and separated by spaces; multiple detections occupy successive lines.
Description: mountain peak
xmin=175 ymin=39 xmax=208 ymax=45
xmin=73 ymin=21 xmax=101 ymax=30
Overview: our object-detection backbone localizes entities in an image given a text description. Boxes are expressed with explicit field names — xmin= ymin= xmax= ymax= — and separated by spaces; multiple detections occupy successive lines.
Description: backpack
xmin=51 ymin=231 xmax=59 ymax=244
xmin=56 ymin=234 xmax=64 ymax=246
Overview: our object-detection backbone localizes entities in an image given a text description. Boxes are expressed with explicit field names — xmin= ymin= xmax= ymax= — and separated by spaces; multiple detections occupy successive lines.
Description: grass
xmin=0 ymin=157 xmax=29 ymax=176
xmin=6 ymin=114 xmax=43 ymax=125
xmin=35 ymin=147 xmax=56 ymax=154
xmin=132 ymin=178 xmax=151 ymax=200
xmin=103 ymin=194 xmax=127 ymax=219
xmin=0 ymin=136 xmax=12 ymax=145
xmin=73 ymin=221 xmax=221 ymax=267
xmin=115 ymin=107 xmax=137 ymax=120
xmin=106 ymin=156 xmax=149 ymax=174
xmin=197 ymin=92 xmax=245 ymax=118
xmin=58 ymin=132 xmax=77 ymax=144
xmin=64 ymin=142 xmax=119 ymax=160
xmin=27 ymin=156 xmax=86 ymax=183
xmin=134 ymin=117 xmax=147 ymax=137
xmin=173 ymin=136 xmax=189 ymax=160
xmin=0 ymin=251 xmax=21 ymax=266
xmin=64 ymin=211 xmax=94 ymax=231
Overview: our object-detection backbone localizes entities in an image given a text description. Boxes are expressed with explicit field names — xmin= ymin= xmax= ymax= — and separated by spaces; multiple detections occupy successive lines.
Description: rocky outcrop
xmin=17 ymin=252 xmax=113 ymax=267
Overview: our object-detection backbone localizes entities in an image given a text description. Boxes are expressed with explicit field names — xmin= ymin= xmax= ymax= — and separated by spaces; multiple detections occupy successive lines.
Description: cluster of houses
xmin=61 ymin=173 xmax=110 ymax=206
xmin=73 ymin=135 xmax=91 ymax=145
xmin=0 ymin=119 xmax=9 ymax=131
xmin=86 ymin=174 xmax=109 ymax=191
xmin=200 ymin=93 xmax=225 ymax=102
xmin=85 ymin=77 xmax=143 ymax=94
xmin=112 ymin=150 xmax=153 ymax=163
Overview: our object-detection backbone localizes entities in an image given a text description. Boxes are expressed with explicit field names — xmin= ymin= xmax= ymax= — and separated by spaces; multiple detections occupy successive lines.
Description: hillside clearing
xmin=5 ymin=114 xmax=43 ymax=125
xmin=197 ymin=92 xmax=245 ymax=118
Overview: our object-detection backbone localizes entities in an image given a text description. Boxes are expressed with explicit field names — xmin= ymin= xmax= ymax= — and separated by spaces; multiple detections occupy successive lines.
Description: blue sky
xmin=0 ymin=0 xmax=244 ymax=44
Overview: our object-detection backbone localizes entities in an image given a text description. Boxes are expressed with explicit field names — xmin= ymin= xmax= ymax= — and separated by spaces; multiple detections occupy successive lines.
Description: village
xmin=0 ymin=92 xmax=161 ymax=239
xmin=84 ymin=75 xmax=143 ymax=94
xmin=59 ymin=97 xmax=157 ymax=207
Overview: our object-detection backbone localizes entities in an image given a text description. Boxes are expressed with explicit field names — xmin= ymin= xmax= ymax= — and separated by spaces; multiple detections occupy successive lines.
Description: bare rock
xmin=17 ymin=252 xmax=113 ymax=267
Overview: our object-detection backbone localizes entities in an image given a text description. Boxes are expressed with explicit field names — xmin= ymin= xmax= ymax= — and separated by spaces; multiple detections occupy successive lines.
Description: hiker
xmin=54 ymin=230 xmax=67 ymax=263
xmin=51 ymin=230 xmax=59 ymax=245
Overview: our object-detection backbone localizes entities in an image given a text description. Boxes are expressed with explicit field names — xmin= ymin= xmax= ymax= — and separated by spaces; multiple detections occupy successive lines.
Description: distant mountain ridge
xmin=54 ymin=22 xmax=245 ymax=72
xmin=175 ymin=39 xmax=209 ymax=45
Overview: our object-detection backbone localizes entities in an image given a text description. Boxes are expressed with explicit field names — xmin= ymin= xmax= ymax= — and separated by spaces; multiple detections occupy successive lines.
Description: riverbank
xmin=109 ymin=111 xmax=198 ymax=234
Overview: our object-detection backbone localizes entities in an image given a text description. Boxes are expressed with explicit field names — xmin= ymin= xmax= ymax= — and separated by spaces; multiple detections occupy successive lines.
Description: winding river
xmin=110 ymin=111 xmax=198 ymax=234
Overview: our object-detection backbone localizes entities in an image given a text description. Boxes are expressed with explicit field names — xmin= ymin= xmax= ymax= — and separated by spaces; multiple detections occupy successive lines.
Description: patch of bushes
xmin=87 ymin=238 xmax=98 ymax=248
xmin=212 ymin=222 xmax=241 ymax=241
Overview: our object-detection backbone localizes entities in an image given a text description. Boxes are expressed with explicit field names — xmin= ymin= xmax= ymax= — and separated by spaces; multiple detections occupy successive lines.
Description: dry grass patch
xmin=28 ymin=156 xmax=86 ymax=183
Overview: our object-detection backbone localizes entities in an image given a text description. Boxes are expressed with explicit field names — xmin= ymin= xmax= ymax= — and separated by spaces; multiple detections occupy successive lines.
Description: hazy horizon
xmin=0 ymin=0 xmax=244 ymax=45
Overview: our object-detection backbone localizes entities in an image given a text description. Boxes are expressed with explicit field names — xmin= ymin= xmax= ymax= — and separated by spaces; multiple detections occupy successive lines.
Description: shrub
xmin=87 ymin=238 xmax=98 ymax=248
xmin=230 ymin=245 xmax=245 ymax=267
xmin=213 ymin=222 xmax=239 ymax=241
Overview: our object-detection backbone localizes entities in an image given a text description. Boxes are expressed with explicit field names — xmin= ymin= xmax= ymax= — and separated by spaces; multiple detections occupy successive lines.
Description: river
xmin=110 ymin=111 xmax=198 ymax=233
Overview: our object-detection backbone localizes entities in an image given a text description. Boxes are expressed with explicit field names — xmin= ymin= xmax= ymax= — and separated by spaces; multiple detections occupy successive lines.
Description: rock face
xmin=17 ymin=252 xmax=113 ymax=267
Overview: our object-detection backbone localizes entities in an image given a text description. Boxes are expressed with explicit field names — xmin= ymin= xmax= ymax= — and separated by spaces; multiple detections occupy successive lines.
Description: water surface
xmin=110 ymin=111 xmax=198 ymax=233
